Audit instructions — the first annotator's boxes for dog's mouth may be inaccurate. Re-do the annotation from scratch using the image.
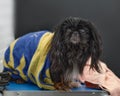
[70,37,80,44]
[70,32,80,44]
[70,36,89,50]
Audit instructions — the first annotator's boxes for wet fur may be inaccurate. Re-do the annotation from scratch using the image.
[49,17,102,90]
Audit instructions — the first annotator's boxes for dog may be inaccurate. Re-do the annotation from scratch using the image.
[49,17,102,90]
[2,17,102,91]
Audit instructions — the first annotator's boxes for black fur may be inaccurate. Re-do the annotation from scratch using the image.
[49,17,102,88]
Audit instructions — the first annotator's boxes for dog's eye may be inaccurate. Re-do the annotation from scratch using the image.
[79,29,85,33]
[79,28,89,34]
[67,29,72,32]
[84,28,89,32]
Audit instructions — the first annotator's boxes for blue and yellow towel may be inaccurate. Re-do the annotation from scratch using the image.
[3,31,55,90]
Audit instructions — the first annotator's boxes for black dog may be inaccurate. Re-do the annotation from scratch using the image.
[2,17,102,91]
[49,17,102,90]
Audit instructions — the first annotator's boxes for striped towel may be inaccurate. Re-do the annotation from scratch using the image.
[3,30,55,90]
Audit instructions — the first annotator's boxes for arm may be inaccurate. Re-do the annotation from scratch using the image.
[80,60,120,96]
[100,68,120,96]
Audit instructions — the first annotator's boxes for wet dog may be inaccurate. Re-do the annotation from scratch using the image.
[3,17,102,91]
[49,17,102,90]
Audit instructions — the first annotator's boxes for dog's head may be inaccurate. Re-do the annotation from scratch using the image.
[59,17,92,50]
[50,17,102,79]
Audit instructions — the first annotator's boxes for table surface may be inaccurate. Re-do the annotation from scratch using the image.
[6,82,102,91]
[3,82,109,96]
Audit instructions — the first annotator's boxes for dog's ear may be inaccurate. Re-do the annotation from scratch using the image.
[49,23,67,83]
[88,22,103,72]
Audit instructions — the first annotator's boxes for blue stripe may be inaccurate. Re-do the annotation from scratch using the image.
[4,47,10,64]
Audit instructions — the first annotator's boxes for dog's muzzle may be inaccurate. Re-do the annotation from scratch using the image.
[70,32,80,44]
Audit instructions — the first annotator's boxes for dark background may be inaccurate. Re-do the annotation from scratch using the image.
[15,0,120,77]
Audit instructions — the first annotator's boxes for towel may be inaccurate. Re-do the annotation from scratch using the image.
[3,30,55,90]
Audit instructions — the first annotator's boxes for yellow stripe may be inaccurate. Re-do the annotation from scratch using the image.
[28,32,55,90]
[9,39,18,68]
[16,55,27,81]
[46,69,51,78]
[44,78,54,85]
[45,69,54,84]
[3,59,9,68]
[36,32,54,89]
[3,59,18,75]
[3,39,18,69]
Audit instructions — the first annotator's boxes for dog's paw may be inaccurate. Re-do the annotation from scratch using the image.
[68,81,81,88]
[14,78,25,84]
[54,82,71,91]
